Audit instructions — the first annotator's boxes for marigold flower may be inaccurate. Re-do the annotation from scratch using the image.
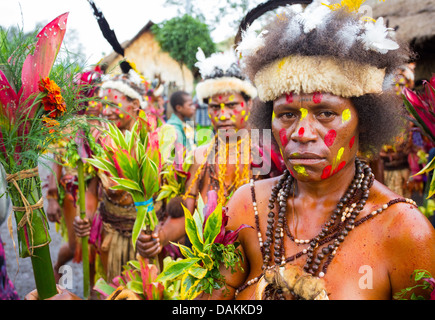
[39,77,66,118]
[41,116,60,134]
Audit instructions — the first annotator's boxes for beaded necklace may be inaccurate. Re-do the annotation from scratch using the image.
[237,158,417,300]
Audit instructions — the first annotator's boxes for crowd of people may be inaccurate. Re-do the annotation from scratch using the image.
[1,0,435,300]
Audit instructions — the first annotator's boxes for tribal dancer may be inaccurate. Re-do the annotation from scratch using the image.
[136,48,284,258]
[202,0,435,300]
[73,68,150,283]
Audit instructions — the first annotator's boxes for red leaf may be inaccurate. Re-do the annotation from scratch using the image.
[0,70,18,122]
[19,12,68,118]
[222,224,253,245]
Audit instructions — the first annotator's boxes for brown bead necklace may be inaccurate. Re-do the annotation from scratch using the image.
[236,158,417,299]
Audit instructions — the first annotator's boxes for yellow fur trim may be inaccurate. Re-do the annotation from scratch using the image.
[254,55,386,101]
[196,77,257,102]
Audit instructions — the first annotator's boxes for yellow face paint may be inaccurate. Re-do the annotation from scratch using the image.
[244,115,249,122]
[229,95,234,101]
[342,109,351,123]
[208,98,212,104]
[214,117,219,122]
[119,113,124,119]
[241,110,246,116]
[118,103,123,107]
[104,96,108,100]
[219,115,226,121]
[230,115,236,122]
[272,111,276,121]
[208,113,212,119]
[294,165,308,176]
[336,147,344,162]
[300,108,308,120]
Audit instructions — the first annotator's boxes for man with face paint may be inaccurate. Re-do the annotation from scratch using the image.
[136,48,264,259]
[73,70,148,284]
[196,1,435,300]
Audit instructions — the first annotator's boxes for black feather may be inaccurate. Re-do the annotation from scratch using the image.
[235,0,312,45]
[87,0,125,57]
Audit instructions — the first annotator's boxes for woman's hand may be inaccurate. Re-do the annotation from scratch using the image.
[25,285,82,300]
[73,216,91,238]
[46,198,62,223]
[136,225,162,258]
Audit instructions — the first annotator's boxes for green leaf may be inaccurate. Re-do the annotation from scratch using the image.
[172,242,196,259]
[156,258,200,283]
[180,273,202,300]
[414,155,435,176]
[110,177,143,193]
[182,204,204,251]
[203,203,222,245]
[126,280,144,294]
[94,278,116,296]
[188,266,207,279]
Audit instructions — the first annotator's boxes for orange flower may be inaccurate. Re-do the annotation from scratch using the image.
[39,77,66,118]
[42,116,60,133]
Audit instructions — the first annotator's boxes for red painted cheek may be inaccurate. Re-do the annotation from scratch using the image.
[279,128,288,146]
[241,102,244,108]
[349,136,355,149]
[324,129,337,147]
[332,161,346,175]
[116,121,121,128]
[233,109,240,115]
[298,127,305,137]
[286,93,293,103]
[313,92,323,104]
[321,165,332,179]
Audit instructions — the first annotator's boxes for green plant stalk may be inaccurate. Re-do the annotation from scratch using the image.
[77,160,90,299]
[8,173,57,299]
[133,196,160,273]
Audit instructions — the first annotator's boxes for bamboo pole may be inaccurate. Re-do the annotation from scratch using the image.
[77,160,90,299]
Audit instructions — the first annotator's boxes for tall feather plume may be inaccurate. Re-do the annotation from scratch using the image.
[87,0,132,74]
[235,0,312,45]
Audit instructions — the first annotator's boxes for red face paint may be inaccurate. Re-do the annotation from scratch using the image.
[218,96,222,100]
[286,93,293,103]
[298,127,305,137]
[349,136,355,149]
[321,165,332,179]
[324,129,337,147]
[233,109,240,115]
[279,128,288,146]
[313,92,323,104]
[332,161,346,176]
[241,101,245,107]
[114,95,118,99]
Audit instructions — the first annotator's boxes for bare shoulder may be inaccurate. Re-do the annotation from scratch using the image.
[368,181,435,273]
[225,176,282,229]
[371,181,435,243]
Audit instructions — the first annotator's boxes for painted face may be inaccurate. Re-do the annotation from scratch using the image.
[101,88,138,129]
[272,92,358,181]
[207,92,251,135]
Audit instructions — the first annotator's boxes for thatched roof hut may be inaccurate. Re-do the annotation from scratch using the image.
[372,0,435,83]
[100,21,194,93]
